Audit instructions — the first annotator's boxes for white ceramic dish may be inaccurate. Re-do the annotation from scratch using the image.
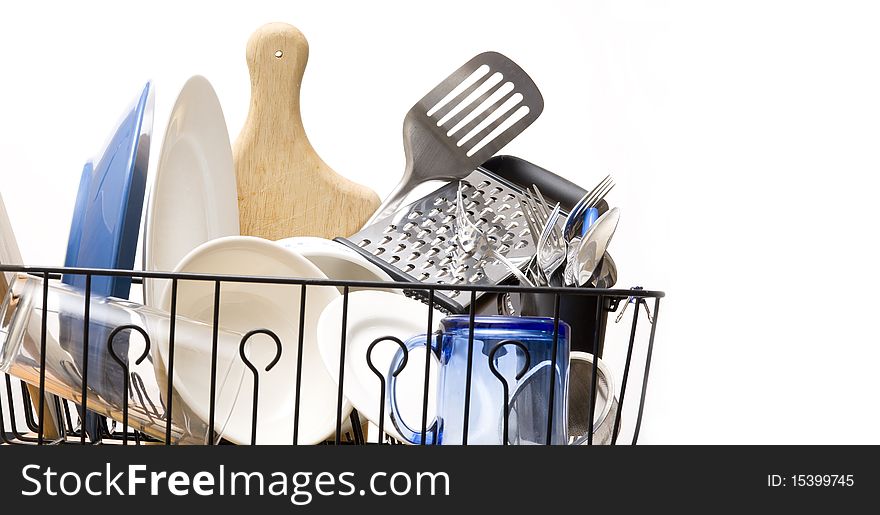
[159,236,344,444]
[275,237,393,293]
[317,290,443,443]
[143,75,239,308]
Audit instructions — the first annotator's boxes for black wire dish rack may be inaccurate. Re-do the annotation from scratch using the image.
[0,265,663,446]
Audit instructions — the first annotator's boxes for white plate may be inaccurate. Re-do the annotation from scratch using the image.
[275,237,394,293]
[317,290,443,443]
[160,236,344,444]
[143,75,239,308]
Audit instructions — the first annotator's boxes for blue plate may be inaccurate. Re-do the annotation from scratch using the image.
[63,82,153,298]
[61,82,153,441]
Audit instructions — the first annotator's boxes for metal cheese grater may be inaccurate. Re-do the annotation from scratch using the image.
[337,168,567,313]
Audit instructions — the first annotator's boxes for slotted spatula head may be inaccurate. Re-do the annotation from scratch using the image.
[368,52,544,224]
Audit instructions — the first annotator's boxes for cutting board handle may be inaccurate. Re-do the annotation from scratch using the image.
[245,22,309,135]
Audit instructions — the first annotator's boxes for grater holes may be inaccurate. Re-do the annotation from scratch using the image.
[373,247,386,256]
[470,189,486,200]
[433,196,447,206]
[417,229,431,239]
[477,180,491,189]
[514,240,529,250]
[403,264,416,273]
[388,255,401,263]
[407,252,421,261]
[380,235,393,245]
[408,211,423,220]
[383,225,397,234]
[358,239,371,247]
[403,222,417,231]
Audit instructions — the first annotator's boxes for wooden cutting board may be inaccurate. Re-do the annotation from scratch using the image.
[233,23,380,240]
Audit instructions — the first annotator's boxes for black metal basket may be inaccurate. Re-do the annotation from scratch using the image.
[0,265,663,446]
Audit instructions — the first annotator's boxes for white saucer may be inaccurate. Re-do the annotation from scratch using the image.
[316,290,443,443]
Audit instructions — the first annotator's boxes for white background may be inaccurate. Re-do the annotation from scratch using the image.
[1,0,878,443]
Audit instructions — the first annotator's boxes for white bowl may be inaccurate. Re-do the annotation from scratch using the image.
[159,236,345,444]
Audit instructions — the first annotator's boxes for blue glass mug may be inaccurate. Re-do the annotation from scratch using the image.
[388,316,570,445]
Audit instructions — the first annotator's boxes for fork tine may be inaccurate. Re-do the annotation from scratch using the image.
[519,195,541,246]
[580,175,612,211]
[565,176,606,238]
[526,190,548,232]
[532,185,551,221]
[588,181,615,209]
[533,185,565,241]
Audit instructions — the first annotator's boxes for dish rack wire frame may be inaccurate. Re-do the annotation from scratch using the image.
[0,264,664,446]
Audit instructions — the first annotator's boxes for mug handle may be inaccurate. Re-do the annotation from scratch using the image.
[387,332,441,445]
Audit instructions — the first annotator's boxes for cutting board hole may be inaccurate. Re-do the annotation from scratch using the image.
[274,50,284,58]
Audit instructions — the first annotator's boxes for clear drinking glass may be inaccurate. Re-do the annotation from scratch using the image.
[0,274,246,444]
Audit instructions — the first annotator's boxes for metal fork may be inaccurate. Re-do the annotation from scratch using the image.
[563,175,615,240]
[535,202,566,285]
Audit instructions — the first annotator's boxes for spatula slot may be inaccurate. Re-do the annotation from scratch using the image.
[446,81,515,137]
[466,105,530,157]
[458,94,524,148]
[436,72,504,127]
[426,64,491,117]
